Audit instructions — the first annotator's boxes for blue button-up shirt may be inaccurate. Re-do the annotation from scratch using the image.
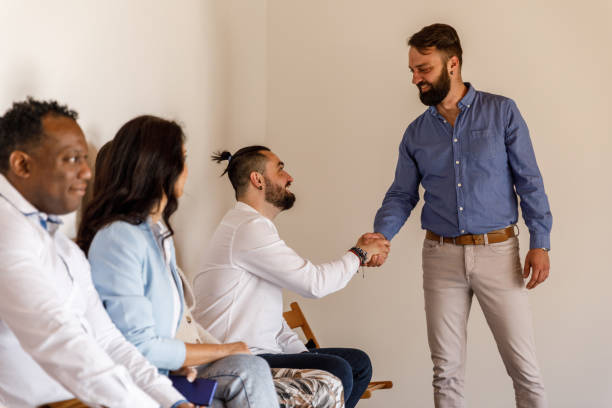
[374,83,552,249]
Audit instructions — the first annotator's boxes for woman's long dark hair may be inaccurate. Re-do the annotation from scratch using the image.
[77,115,185,254]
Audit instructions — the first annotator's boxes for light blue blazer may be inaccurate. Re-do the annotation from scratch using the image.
[88,220,186,374]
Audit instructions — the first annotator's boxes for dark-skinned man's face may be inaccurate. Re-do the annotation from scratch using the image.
[24,115,91,215]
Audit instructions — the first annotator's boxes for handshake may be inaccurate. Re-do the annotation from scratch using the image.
[354,233,391,267]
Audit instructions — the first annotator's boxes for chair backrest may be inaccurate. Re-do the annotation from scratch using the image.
[283,302,321,349]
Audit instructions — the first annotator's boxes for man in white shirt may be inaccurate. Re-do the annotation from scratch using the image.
[0,98,192,408]
[193,145,390,408]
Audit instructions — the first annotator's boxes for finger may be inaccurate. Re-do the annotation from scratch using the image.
[375,254,387,266]
[187,367,197,382]
[366,254,379,267]
[378,241,391,250]
[527,267,541,289]
[537,267,550,284]
[523,259,531,279]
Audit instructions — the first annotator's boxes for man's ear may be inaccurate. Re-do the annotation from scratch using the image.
[448,56,460,74]
[8,151,33,179]
[249,171,264,189]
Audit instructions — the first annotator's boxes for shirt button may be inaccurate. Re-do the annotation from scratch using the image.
[458,183,462,187]
[459,207,464,211]
[186,316,192,323]
[453,138,458,142]
[455,161,460,164]
[443,120,447,123]
[461,229,465,233]
[467,104,471,108]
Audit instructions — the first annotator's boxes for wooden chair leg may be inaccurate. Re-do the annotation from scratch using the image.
[361,380,394,399]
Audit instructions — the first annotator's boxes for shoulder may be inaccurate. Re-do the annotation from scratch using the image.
[232,212,279,249]
[402,110,432,144]
[235,213,277,239]
[474,90,516,110]
[0,199,44,253]
[89,220,149,255]
[405,110,430,132]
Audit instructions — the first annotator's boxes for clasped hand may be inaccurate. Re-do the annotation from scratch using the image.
[355,232,390,267]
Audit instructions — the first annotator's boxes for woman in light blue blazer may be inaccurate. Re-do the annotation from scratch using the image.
[77,116,278,408]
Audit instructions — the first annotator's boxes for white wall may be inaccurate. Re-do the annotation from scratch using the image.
[0,0,268,274]
[267,1,612,407]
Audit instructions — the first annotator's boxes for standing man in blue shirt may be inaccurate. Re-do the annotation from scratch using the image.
[371,24,551,407]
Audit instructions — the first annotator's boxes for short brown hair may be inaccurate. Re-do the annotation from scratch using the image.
[408,23,463,66]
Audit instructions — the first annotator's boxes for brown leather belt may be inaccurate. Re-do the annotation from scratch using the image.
[425,226,516,245]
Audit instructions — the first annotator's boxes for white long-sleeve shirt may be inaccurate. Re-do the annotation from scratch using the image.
[193,202,359,355]
[0,174,185,408]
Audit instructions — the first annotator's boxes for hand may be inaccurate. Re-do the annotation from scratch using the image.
[367,253,387,267]
[228,341,252,355]
[356,233,390,266]
[523,249,550,289]
[177,403,198,408]
[171,366,198,382]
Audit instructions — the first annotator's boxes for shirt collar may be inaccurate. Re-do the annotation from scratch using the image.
[235,201,260,214]
[0,173,63,233]
[427,82,476,117]
[0,173,39,215]
[458,82,476,109]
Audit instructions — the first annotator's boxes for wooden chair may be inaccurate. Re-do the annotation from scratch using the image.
[39,400,89,408]
[283,301,393,399]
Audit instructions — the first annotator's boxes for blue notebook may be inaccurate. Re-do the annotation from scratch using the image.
[169,375,218,406]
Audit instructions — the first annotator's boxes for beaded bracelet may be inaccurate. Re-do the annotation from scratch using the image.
[349,246,368,266]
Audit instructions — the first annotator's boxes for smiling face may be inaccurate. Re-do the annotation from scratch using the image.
[24,115,92,214]
[261,150,295,211]
[409,46,452,106]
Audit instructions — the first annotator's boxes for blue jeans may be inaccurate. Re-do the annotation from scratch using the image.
[194,354,278,408]
[260,348,372,408]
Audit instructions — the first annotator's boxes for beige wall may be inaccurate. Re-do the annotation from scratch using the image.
[2,1,611,407]
[268,1,612,407]
[0,0,268,273]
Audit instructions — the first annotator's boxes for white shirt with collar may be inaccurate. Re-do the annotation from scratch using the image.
[0,174,185,408]
[193,201,360,355]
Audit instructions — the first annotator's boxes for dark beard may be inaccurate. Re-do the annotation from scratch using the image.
[264,176,296,210]
[418,68,451,106]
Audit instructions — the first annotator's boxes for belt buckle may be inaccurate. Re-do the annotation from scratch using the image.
[473,234,485,245]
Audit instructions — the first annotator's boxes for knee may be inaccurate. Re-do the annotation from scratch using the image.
[229,354,272,378]
[324,357,353,390]
[351,349,373,378]
[431,356,464,386]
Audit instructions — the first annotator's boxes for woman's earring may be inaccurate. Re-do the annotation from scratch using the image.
[258,186,263,190]
[450,71,454,75]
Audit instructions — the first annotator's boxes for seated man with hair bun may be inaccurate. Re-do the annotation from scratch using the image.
[193,145,391,408]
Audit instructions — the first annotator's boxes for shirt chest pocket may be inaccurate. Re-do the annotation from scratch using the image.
[464,129,496,160]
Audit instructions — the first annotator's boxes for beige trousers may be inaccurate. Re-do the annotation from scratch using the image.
[422,237,547,408]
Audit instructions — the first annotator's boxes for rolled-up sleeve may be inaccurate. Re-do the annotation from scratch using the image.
[89,225,186,371]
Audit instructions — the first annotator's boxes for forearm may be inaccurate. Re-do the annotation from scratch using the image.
[183,342,248,367]
[374,137,420,239]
